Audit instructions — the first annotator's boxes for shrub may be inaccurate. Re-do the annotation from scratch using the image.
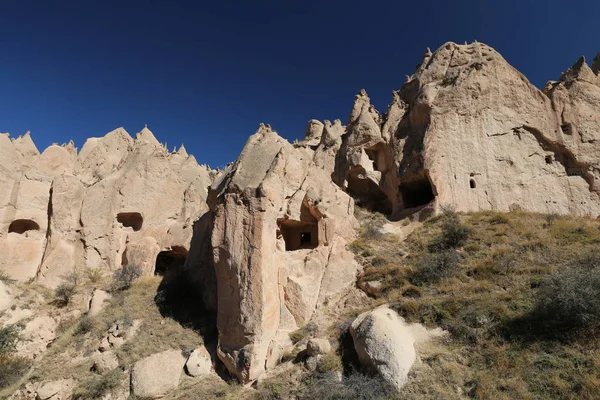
[0,355,31,389]
[54,271,80,307]
[299,371,396,400]
[74,316,95,336]
[0,325,20,355]
[289,322,319,344]
[535,254,600,328]
[72,369,123,399]
[428,211,471,252]
[85,267,104,283]
[361,214,387,240]
[112,264,143,291]
[412,250,461,284]
[316,353,343,373]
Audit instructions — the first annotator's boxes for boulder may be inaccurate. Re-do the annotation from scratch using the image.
[185,346,212,377]
[92,351,119,373]
[350,305,416,390]
[35,379,75,400]
[131,349,186,399]
[306,338,331,356]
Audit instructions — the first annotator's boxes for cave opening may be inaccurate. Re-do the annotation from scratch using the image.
[365,147,387,173]
[154,247,188,276]
[278,219,319,251]
[8,219,40,234]
[347,174,393,215]
[470,179,476,189]
[117,212,143,231]
[399,177,435,209]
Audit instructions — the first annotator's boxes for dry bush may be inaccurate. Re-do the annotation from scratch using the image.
[72,369,124,399]
[534,252,600,328]
[112,264,142,291]
[0,355,31,390]
[411,250,461,284]
[53,271,80,307]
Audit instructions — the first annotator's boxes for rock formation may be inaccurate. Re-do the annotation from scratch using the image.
[207,123,359,382]
[1,41,599,389]
[0,127,214,286]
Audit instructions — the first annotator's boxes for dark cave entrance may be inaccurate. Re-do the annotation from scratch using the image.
[399,176,435,209]
[347,174,393,215]
[8,219,40,234]
[117,212,143,231]
[278,219,319,251]
[154,246,188,276]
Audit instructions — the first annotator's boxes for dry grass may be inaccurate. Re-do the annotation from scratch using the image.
[350,209,600,399]
[30,276,204,385]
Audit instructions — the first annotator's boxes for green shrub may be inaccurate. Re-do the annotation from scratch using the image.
[412,250,461,284]
[0,355,31,389]
[360,214,387,240]
[113,264,143,291]
[535,253,600,328]
[0,325,20,355]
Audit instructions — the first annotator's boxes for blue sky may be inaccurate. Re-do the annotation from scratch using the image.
[1,0,598,168]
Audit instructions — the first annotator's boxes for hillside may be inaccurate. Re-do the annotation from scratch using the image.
[3,209,600,399]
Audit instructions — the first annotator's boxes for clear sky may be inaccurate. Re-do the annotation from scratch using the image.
[1,1,598,168]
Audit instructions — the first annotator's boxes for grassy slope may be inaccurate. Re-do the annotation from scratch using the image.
[352,210,600,400]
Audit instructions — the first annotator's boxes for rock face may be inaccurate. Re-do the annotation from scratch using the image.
[207,123,359,383]
[131,349,186,399]
[0,127,214,285]
[335,42,600,217]
[350,305,416,390]
[2,41,600,387]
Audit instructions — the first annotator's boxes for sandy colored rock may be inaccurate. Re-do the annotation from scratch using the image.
[19,316,58,359]
[306,338,331,356]
[35,379,75,400]
[185,346,212,377]
[92,351,119,373]
[350,305,416,390]
[0,280,13,312]
[209,123,358,383]
[131,349,186,399]
[88,289,111,317]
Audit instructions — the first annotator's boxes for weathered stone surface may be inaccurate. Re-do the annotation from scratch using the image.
[131,349,186,399]
[209,123,359,383]
[306,338,331,356]
[18,316,58,359]
[0,127,214,286]
[185,346,212,377]
[0,280,13,312]
[92,350,119,373]
[350,305,416,390]
[35,378,75,400]
[88,289,111,317]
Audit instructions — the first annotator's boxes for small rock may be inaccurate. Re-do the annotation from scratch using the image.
[131,349,186,399]
[358,280,383,297]
[88,289,111,317]
[35,379,75,400]
[185,346,211,377]
[92,351,119,373]
[306,338,331,356]
[305,355,320,372]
